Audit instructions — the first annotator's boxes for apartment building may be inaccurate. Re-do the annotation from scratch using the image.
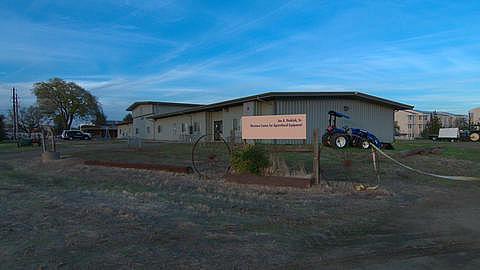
[435,112,467,128]
[395,110,468,139]
[470,107,480,124]
[395,110,430,139]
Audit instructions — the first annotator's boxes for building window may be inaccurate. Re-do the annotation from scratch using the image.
[135,128,139,134]
[408,115,414,120]
[157,125,162,133]
[173,123,177,135]
[181,123,186,133]
[233,118,239,131]
[408,124,413,129]
[193,122,200,133]
[146,126,150,134]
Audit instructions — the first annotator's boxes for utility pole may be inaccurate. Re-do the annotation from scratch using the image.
[11,87,21,140]
[12,87,16,140]
[15,91,20,137]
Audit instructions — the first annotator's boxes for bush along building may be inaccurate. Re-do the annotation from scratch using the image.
[123,92,412,144]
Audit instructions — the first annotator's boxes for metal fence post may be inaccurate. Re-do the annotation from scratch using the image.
[313,128,320,185]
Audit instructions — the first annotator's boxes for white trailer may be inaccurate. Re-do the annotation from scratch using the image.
[437,128,460,142]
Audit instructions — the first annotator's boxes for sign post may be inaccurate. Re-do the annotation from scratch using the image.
[241,114,321,185]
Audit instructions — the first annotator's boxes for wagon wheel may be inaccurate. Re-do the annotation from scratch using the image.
[192,134,231,179]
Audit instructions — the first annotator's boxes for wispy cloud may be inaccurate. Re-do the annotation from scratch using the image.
[1,0,479,119]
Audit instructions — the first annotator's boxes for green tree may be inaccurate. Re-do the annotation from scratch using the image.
[421,114,442,138]
[33,78,102,130]
[454,117,468,130]
[0,115,6,142]
[122,113,133,122]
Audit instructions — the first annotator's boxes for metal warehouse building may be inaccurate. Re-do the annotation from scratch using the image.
[126,92,412,144]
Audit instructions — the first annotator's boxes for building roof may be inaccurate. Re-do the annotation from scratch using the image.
[401,109,425,115]
[438,112,467,118]
[416,110,467,118]
[116,120,133,126]
[80,120,123,129]
[469,107,480,112]
[149,91,413,120]
[126,101,203,111]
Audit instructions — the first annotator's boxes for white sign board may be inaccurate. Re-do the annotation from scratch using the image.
[241,114,307,140]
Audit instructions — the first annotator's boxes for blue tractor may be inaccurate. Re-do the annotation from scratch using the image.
[322,111,383,149]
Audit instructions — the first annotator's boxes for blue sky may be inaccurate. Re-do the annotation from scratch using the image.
[0,0,479,120]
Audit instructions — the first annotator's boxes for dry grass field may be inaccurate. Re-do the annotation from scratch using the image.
[1,140,480,269]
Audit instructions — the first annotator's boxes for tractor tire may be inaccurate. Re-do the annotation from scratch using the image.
[361,139,371,149]
[322,134,331,146]
[470,132,480,142]
[331,134,349,149]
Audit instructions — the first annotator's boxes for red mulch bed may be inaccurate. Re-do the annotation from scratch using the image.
[83,160,192,174]
[225,174,312,188]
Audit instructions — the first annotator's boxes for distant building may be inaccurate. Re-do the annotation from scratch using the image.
[395,110,468,139]
[434,112,467,128]
[469,107,480,124]
[116,121,133,139]
[80,120,121,139]
[126,92,412,144]
[394,110,430,139]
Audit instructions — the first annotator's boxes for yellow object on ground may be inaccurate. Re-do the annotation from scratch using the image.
[354,184,378,191]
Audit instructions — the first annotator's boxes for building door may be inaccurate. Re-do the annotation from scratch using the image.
[214,120,223,141]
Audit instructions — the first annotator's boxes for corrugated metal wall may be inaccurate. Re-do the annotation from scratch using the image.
[275,97,395,144]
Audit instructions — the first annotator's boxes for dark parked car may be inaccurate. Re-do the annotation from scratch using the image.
[61,130,92,140]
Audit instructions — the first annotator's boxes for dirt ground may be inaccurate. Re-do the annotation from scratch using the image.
[1,140,480,269]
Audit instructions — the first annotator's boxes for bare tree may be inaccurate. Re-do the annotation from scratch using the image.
[0,115,6,142]
[18,105,43,134]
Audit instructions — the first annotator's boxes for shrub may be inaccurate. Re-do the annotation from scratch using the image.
[231,144,270,175]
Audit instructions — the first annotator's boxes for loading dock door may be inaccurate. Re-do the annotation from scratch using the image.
[214,121,223,141]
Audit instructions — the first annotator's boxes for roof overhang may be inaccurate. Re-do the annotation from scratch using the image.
[126,101,203,111]
[148,91,414,120]
[116,121,133,126]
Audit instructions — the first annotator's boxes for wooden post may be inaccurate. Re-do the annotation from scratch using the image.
[313,128,320,185]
